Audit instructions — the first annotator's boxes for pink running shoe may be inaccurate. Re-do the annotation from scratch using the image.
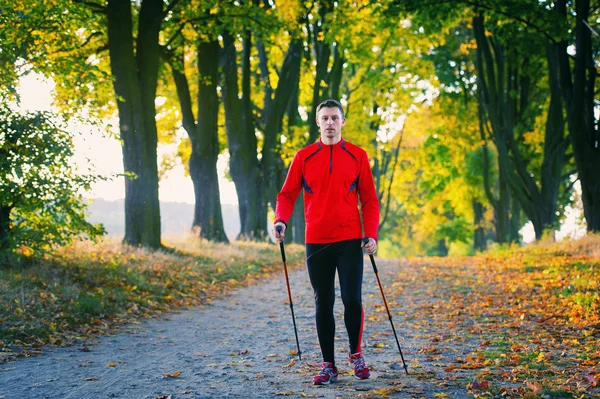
[349,352,371,380]
[313,362,339,385]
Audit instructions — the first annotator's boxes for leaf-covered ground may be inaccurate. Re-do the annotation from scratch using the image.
[0,236,598,398]
[0,238,305,352]
[384,237,599,398]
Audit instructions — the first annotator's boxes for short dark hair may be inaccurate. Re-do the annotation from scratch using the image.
[316,99,344,119]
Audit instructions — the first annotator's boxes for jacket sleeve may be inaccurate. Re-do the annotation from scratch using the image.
[358,151,380,241]
[275,153,303,224]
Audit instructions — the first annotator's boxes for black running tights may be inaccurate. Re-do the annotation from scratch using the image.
[306,239,364,365]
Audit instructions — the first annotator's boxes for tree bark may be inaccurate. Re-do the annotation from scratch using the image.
[259,37,303,228]
[307,4,332,143]
[221,31,265,240]
[473,200,486,252]
[555,0,600,232]
[107,0,162,248]
[328,44,344,101]
[473,13,568,242]
[474,15,510,244]
[539,43,568,237]
[0,205,11,251]
[165,40,228,243]
[286,76,306,244]
[191,40,228,242]
[509,195,521,243]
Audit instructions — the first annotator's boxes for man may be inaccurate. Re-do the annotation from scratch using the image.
[273,99,379,385]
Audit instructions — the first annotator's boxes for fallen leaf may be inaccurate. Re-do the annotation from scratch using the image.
[107,363,117,367]
[153,396,172,399]
[468,380,489,390]
[84,377,97,381]
[586,374,597,387]
[162,371,181,378]
[526,381,541,393]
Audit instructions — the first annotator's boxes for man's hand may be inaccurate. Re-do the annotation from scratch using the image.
[273,222,286,242]
[361,237,377,255]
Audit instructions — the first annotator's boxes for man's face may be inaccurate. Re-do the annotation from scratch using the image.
[316,106,345,140]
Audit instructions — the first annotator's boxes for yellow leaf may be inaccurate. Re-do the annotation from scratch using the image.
[434,394,449,398]
[107,363,116,367]
[162,370,181,378]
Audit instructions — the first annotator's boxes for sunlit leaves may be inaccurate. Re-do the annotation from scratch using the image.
[0,105,106,255]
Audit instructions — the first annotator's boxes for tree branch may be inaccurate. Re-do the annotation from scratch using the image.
[73,0,107,13]
[565,177,579,193]
[163,0,183,17]
[388,0,559,43]
[561,169,578,180]
[379,126,404,230]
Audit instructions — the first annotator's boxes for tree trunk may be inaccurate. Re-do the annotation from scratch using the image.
[473,14,564,243]
[307,31,331,142]
[221,31,265,240]
[556,0,600,232]
[328,44,344,101]
[189,40,228,242]
[473,200,486,252]
[260,37,303,228]
[286,77,305,244]
[165,39,228,242]
[107,0,162,248]
[474,15,510,244]
[0,205,11,251]
[539,43,568,237]
[509,195,521,243]
[436,238,448,256]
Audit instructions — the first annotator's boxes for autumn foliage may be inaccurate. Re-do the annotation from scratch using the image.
[1,235,599,398]
[388,235,599,398]
[0,237,304,353]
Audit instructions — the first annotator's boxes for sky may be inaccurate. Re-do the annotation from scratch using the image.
[18,73,239,205]
[17,73,587,242]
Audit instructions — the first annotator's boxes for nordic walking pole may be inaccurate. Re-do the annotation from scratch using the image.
[363,238,408,375]
[276,225,302,360]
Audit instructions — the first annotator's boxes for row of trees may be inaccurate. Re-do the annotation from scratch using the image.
[1,0,598,256]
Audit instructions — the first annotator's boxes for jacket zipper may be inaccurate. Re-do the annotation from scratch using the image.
[329,146,333,173]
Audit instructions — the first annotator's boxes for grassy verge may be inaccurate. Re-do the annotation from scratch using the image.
[0,236,304,356]
[398,234,600,398]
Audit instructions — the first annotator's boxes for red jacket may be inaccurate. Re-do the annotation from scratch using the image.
[275,138,380,244]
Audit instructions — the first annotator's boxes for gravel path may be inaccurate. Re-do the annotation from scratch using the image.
[0,257,468,399]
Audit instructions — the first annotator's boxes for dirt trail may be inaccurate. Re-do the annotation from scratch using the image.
[0,258,467,399]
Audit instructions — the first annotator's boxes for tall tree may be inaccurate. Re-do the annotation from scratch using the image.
[221,30,264,240]
[163,34,229,242]
[105,0,165,248]
[555,0,600,233]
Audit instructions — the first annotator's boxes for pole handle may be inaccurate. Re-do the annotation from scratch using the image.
[362,238,378,273]
[276,225,286,263]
